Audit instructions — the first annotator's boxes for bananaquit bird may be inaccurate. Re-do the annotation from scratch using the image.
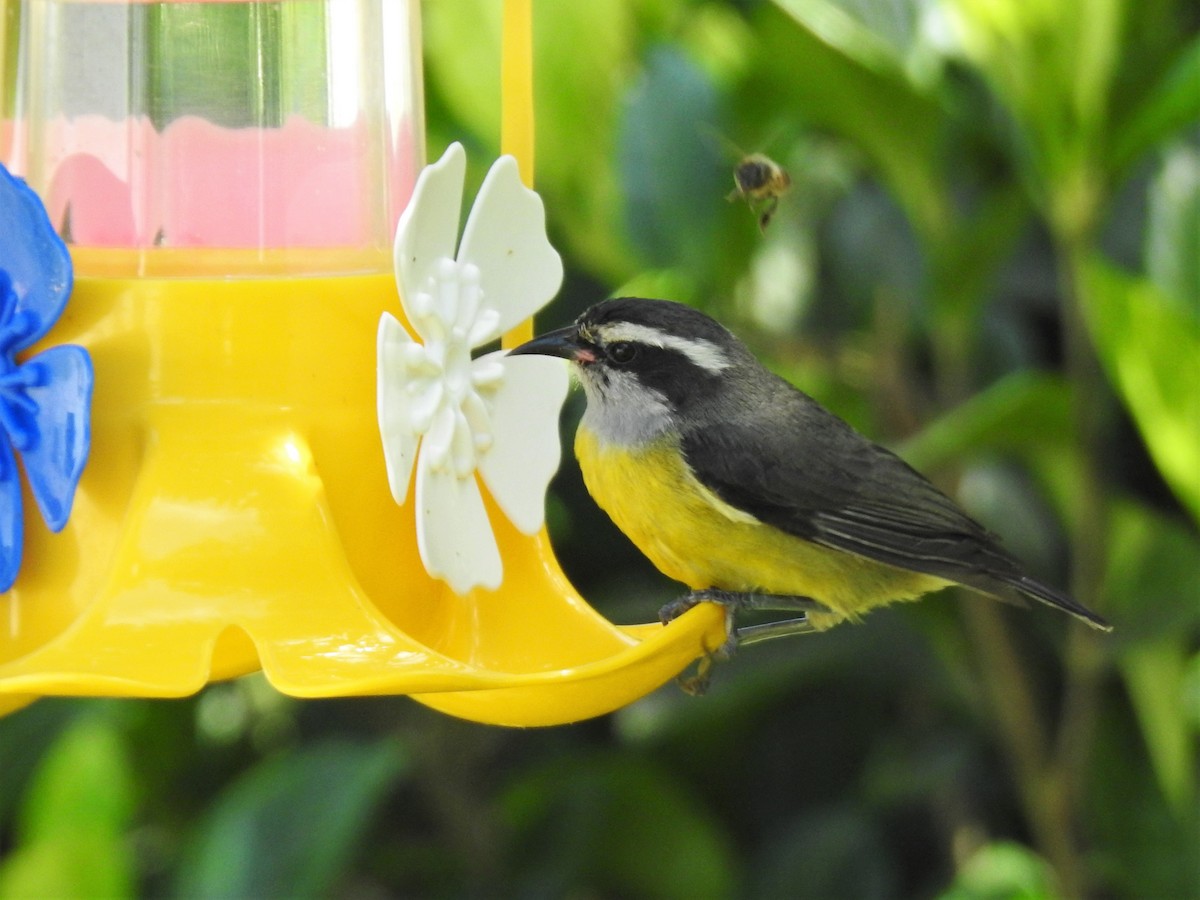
[510,298,1110,662]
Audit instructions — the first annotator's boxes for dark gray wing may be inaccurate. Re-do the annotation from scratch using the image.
[681,390,1109,629]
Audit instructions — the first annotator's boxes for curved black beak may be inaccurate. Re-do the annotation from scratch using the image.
[507,324,589,361]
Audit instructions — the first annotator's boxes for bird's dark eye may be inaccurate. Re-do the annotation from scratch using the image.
[607,341,638,364]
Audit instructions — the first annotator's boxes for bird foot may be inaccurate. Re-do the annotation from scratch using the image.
[659,589,829,624]
[676,638,737,696]
[662,590,831,694]
[659,588,735,624]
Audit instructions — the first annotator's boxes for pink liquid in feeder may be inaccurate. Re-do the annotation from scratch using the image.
[43,114,416,250]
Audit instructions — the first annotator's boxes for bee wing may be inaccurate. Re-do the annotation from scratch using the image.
[697,123,748,161]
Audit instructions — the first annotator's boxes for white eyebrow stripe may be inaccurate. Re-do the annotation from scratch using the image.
[598,322,732,373]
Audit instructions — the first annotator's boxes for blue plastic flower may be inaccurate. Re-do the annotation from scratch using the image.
[0,164,93,592]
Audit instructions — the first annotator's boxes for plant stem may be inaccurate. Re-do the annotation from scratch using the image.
[1047,235,1113,895]
[961,601,1084,894]
[962,231,1111,899]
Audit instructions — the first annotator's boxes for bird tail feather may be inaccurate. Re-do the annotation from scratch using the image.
[1003,574,1112,631]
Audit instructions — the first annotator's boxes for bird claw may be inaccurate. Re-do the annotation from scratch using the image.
[658,594,698,624]
[660,588,828,624]
[662,591,738,693]
[676,634,739,696]
[662,589,828,694]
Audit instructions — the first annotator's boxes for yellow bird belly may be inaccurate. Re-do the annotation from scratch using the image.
[575,427,948,628]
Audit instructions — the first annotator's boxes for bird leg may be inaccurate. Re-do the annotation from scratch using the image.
[732,616,818,646]
[659,588,829,624]
[662,590,829,695]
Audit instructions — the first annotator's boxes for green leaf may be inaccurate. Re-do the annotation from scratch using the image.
[897,371,1073,472]
[1078,257,1200,523]
[771,0,913,75]
[1089,682,1200,897]
[1185,652,1200,731]
[0,699,82,828]
[1119,640,1197,815]
[938,841,1058,900]
[535,0,641,279]
[174,739,407,900]
[895,372,1090,529]
[1103,501,1200,636]
[422,1,502,150]
[1113,32,1200,170]
[1104,500,1200,813]
[944,0,1127,234]
[18,714,135,843]
[0,837,133,900]
[0,712,136,900]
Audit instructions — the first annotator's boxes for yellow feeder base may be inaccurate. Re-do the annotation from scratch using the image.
[0,250,726,727]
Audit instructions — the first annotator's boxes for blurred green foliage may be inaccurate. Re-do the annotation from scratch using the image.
[2,0,1198,897]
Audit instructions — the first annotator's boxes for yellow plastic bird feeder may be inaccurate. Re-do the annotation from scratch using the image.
[0,0,725,726]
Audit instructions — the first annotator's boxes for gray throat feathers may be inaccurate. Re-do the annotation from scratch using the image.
[579,369,675,448]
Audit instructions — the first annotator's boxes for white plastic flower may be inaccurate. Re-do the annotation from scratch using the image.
[377,143,569,594]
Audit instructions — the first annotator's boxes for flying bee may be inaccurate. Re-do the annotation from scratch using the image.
[728,153,791,232]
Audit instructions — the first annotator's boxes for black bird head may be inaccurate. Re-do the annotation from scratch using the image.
[509,298,756,418]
